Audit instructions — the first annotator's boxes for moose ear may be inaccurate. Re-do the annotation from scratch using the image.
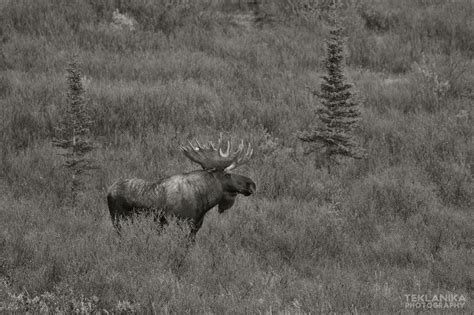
[218,193,236,213]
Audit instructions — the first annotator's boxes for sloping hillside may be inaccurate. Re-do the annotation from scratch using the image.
[0,0,472,313]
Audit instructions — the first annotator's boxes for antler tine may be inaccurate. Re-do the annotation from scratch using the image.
[231,140,244,162]
[195,139,205,150]
[246,148,253,162]
[219,140,231,157]
[243,143,253,161]
[235,139,244,155]
[237,143,252,164]
[187,140,196,150]
[217,133,223,149]
[208,141,216,150]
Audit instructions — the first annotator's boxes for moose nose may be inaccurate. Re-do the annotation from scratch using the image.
[248,182,256,194]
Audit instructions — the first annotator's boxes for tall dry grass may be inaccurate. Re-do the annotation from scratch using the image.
[0,0,472,313]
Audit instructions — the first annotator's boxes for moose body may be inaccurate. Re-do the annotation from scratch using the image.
[107,135,255,235]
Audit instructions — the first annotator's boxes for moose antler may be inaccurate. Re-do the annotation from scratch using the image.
[180,134,253,171]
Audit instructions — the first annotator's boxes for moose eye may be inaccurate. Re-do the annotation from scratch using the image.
[224,173,231,178]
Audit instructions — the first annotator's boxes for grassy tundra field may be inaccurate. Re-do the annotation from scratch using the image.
[0,0,473,313]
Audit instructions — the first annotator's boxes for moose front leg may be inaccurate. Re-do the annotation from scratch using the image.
[189,216,205,241]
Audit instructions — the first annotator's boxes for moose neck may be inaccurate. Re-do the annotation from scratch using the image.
[161,170,225,218]
[193,170,225,209]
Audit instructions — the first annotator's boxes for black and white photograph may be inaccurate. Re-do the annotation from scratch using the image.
[0,0,472,313]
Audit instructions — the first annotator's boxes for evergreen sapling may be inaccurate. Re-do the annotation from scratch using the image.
[53,60,95,206]
[299,17,364,171]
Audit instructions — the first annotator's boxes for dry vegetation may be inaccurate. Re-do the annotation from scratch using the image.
[0,0,473,313]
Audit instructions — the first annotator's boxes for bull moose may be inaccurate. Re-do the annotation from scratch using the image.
[107,135,255,235]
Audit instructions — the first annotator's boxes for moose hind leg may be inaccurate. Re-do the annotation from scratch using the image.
[107,195,130,232]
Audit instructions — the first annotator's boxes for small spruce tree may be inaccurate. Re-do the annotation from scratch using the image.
[53,59,95,206]
[298,15,364,172]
